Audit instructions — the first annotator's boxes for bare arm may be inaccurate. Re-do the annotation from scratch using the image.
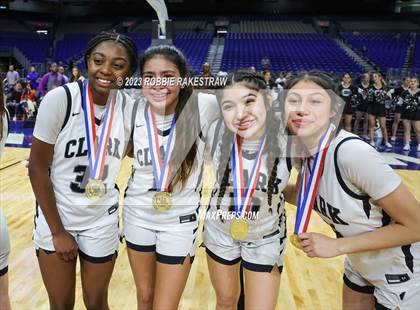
[299,182,420,258]
[28,137,77,261]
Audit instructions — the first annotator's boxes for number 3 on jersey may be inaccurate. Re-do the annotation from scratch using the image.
[70,165,109,194]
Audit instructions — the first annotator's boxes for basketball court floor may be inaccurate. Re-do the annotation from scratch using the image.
[1,123,419,309]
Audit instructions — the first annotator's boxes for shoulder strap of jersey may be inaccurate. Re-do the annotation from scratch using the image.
[60,80,82,131]
[5,108,10,135]
[61,84,72,131]
[333,136,370,200]
[130,98,140,138]
[210,118,223,158]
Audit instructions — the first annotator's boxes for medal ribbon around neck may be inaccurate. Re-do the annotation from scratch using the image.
[82,80,117,181]
[231,133,266,219]
[144,104,176,192]
[293,124,335,235]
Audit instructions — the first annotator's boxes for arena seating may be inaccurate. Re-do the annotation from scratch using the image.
[174,32,212,73]
[220,33,363,73]
[412,36,420,71]
[342,32,409,71]
[0,32,51,63]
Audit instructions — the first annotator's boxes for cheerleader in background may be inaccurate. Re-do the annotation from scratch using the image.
[390,77,409,143]
[400,77,420,152]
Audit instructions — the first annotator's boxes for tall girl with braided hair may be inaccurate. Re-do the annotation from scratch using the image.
[28,31,138,309]
[202,70,297,309]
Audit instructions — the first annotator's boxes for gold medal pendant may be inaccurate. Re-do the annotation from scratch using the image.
[289,234,303,250]
[85,179,106,201]
[230,218,249,241]
[153,192,172,212]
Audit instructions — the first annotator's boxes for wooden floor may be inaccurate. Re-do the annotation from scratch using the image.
[1,147,419,310]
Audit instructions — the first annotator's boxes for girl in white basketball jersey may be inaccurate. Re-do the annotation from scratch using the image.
[202,71,297,309]
[123,45,219,309]
[284,71,420,310]
[0,79,11,310]
[28,32,138,310]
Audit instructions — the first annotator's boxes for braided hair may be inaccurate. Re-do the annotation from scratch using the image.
[84,31,138,76]
[216,70,283,211]
[139,45,200,191]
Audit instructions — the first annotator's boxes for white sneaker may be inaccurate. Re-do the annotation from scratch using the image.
[403,144,410,151]
[385,142,392,148]
[390,136,396,142]
[370,141,375,147]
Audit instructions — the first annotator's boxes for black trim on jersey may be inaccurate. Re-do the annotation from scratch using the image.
[0,266,8,277]
[130,98,140,138]
[35,248,55,256]
[374,298,391,310]
[401,245,414,273]
[206,248,241,265]
[4,108,10,136]
[262,229,280,239]
[79,249,117,264]
[381,211,391,227]
[210,119,223,158]
[156,252,195,265]
[343,274,374,294]
[286,156,292,173]
[334,137,371,200]
[242,260,283,273]
[61,84,72,131]
[399,292,406,301]
[126,240,156,252]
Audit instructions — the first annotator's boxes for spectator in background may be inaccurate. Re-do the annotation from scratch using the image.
[6,82,23,120]
[69,67,85,83]
[5,65,19,91]
[58,66,69,84]
[26,65,40,90]
[262,69,275,89]
[20,83,37,119]
[198,62,215,89]
[38,62,65,97]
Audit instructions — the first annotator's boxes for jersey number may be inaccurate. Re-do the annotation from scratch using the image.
[70,165,109,193]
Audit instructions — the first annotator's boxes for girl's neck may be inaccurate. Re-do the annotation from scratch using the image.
[343,82,351,88]
[301,124,331,153]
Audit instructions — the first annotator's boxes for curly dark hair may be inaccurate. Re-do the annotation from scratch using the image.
[216,70,282,210]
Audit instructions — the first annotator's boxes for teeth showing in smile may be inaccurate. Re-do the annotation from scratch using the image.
[98,78,112,84]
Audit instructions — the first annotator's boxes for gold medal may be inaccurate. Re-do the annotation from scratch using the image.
[230,218,249,241]
[153,192,172,212]
[290,234,302,250]
[85,179,106,201]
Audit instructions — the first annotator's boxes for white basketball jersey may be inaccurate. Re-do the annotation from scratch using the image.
[312,130,419,287]
[124,92,219,231]
[0,109,9,158]
[206,121,291,241]
[36,82,133,230]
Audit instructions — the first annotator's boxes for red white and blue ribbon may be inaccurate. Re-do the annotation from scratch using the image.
[231,134,266,219]
[144,104,176,192]
[82,80,117,180]
[294,124,335,234]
